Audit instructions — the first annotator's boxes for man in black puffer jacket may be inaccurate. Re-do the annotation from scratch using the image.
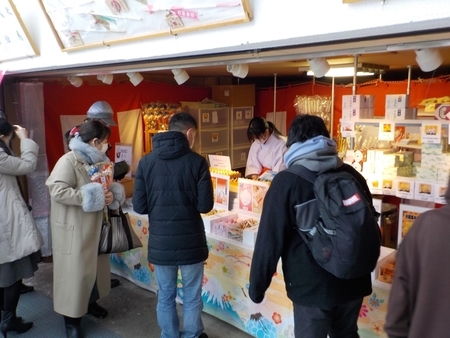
[249,114,374,338]
[133,112,213,338]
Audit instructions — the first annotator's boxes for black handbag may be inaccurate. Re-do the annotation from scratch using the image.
[99,206,143,254]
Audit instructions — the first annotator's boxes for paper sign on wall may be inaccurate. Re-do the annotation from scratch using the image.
[378,122,395,141]
[421,123,441,144]
[115,143,133,178]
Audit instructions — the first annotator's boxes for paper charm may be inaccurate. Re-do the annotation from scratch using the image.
[105,0,129,15]
[165,11,184,29]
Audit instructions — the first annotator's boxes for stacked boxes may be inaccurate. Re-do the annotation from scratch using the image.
[342,95,375,120]
[385,94,416,120]
[417,143,450,183]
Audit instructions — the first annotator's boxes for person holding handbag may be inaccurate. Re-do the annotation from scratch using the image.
[0,119,43,338]
[46,120,125,338]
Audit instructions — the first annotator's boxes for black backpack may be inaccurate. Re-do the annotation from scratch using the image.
[287,164,381,279]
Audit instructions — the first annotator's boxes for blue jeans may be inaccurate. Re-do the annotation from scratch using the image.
[154,262,205,338]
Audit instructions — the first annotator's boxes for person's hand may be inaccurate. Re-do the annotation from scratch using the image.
[13,125,28,140]
[104,191,114,205]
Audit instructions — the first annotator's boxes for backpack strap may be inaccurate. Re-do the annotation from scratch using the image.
[286,165,317,184]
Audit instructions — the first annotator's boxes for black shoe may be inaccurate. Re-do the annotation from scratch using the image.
[110,279,120,288]
[87,302,108,319]
[0,311,33,338]
[20,283,34,294]
[199,333,208,338]
[65,323,84,338]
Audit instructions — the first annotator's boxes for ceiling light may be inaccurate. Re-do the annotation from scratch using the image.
[226,64,249,78]
[307,58,330,78]
[171,68,189,85]
[97,74,114,85]
[67,76,83,87]
[415,48,443,72]
[126,72,144,86]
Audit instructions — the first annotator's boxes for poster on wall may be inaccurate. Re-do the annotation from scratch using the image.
[38,0,252,51]
[397,204,431,245]
[0,0,39,61]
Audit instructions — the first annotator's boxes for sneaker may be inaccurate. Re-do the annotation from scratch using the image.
[87,302,108,319]
[110,279,120,288]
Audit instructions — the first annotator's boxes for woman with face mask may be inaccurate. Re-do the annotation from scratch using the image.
[245,116,287,179]
[46,120,125,338]
[0,119,42,338]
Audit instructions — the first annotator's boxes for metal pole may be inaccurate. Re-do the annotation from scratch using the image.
[273,73,277,114]
[331,76,335,138]
[406,66,412,95]
[352,55,358,95]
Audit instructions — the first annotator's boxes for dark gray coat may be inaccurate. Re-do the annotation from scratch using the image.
[385,178,450,338]
[132,131,213,265]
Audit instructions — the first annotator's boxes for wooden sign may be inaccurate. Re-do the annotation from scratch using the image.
[38,0,252,51]
[0,0,38,61]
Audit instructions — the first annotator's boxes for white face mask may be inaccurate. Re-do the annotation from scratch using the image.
[100,142,109,154]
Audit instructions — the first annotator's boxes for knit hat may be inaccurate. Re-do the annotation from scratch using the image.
[86,101,117,126]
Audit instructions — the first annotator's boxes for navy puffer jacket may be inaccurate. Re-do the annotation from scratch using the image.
[132,131,213,265]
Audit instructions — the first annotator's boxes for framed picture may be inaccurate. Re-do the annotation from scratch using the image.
[397,204,431,246]
[38,0,252,51]
[0,0,38,61]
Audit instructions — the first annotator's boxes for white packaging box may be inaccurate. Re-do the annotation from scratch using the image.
[374,149,395,163]
[385,94,410,108]
[366,107,375,118]
[381,154,396,167]
[365,95,375,108]
[437,169,450,184]
[342,108,366,120]
[362,161,375,175]
[421,154,450,169]
[415,166,438,182]
[422,143,444,155]
[342,95,366,109]
[381,166,413,177]
[226,213,260,247]
[385,108,415,120]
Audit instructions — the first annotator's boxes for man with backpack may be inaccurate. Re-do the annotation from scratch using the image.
[249,114,380,338]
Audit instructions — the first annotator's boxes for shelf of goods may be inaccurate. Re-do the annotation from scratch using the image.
[184,106,230,160]
[230,106,253,169]
[340,118,450,203]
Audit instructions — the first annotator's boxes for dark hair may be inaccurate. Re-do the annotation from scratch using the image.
[66,120,111,149]
[169,112,197,132]
[0,118,15,156]
[286,114,330,147]
[247,116,282,142]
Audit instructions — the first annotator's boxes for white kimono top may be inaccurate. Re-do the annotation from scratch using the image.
[245,133,287,177]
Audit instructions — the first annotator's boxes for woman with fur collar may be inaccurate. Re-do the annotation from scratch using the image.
[46,120,125,338]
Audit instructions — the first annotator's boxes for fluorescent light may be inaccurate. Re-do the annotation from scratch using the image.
[307,67,374,77]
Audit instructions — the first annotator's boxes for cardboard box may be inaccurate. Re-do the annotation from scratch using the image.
[212,84,255,107]
[385,108,416,120]
[342,95,367,109]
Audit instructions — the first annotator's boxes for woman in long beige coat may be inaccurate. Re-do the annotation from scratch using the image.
[46,120,124,338]
[0,119,43,338]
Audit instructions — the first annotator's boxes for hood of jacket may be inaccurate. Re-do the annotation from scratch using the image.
[284,135,343,173]
[152,131,191,160]
[69,137,109,165]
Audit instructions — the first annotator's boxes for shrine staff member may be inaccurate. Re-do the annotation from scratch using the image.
[245,117,287,179]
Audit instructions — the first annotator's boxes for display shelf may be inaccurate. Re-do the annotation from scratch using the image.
[391,142,422,150]
[341,118,449,126]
